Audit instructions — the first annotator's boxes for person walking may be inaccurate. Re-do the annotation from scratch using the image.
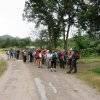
[41,49,46,64]
[16,50,20,60]
[35,49,39,65]
[23,50,27,63]
[38,50,42,68]
[50,51,57,72]
[67,50,72,69]
[6,50,10,60]
[10,50,13,59]
[46,50,52,69]
[13,50,17,61]
[61,50,67,69]
[67,48,77,73]
[28,49,33,62]
[58,52,62,68]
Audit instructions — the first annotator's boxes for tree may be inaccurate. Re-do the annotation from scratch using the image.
[77,0,100,38]
[56,0,80,49]
[23,0,81,50]
[23,0,61,49]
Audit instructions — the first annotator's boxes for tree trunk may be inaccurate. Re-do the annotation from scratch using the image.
[51,27,56,49]
[65,23,70,50]
[52,31,55,49]
[48,25,52,50]
[62,23,66,50]
[40,38,43,49]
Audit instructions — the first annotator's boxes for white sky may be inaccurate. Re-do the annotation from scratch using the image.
[0,0,78,39]
[0,0,35,38]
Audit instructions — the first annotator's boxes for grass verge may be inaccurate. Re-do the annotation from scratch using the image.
[0,59,7,76]
[57,57,100,92]
[75,64,100,92]
[78,56,100,63]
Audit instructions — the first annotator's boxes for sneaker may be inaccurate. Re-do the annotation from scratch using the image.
[53,68,56,72]
[67,71,71,74]
[50,68,53,72]
[38,65,40,68]
[73,71,77,73]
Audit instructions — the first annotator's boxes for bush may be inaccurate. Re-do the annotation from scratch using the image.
[80,47,97,57]
[96,44,100,55]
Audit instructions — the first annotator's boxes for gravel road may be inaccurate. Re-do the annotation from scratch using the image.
[0,55,100,100]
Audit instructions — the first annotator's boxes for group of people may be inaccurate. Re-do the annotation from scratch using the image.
[6,48,80,73]
[6,49,20,60]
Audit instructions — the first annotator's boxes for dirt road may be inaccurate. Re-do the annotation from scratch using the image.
[0,56,100,100]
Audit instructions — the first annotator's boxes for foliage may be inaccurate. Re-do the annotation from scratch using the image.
[77,0,100,37]
[73,35,90,50]
[96,44,100,55]
[23,0,100,51]
[23,0,60,49]
[23,0,82,49]
[0,59,7,76]
[0,37,32,49]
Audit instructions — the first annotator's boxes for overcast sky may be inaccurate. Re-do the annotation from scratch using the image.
[0,0,78,39]
[0,0,35,38]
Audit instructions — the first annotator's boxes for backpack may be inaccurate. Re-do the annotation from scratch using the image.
[36,51,39,59]
[74,51,80,60]
[58,52,62,59]
[52,53,57,60]
[39,53,42,58]
[29,51,33,56]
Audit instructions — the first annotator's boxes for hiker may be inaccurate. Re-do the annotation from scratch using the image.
[58,52,62,68]
[46,50,52,69]
[16,49,20,60]
[35,50,42,68]
[41,49,46,64]
[32,49,36,63]
[61,50,66,69]
[38,50,42,68]
[67,48,79,73]
[35,49,39,65]
[10,50,13,58]
[23,50,27,62]
[50,50,57,72]
[28,49,33,62]
[67,50,72,68]
[13,50,17,61]
[6,50,10,60]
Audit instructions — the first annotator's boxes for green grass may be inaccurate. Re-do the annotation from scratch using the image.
[90,67,100,75]
[0,59,7,76]
[57,56,100,92]
[76,65,100,92]
[78,56,100,63]
[0,49,6,55]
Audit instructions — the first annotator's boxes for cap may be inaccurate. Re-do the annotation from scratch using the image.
[70,48,73,51]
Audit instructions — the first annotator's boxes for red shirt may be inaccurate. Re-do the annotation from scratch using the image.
[41,50,46,55]
[61,51,64,57]
[36,51,39,58]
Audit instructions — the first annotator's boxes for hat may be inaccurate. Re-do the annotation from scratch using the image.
[70,48,73,51]
[47,50,49,52]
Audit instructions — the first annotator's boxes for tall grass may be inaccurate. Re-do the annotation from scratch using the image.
[76,65,100,92]
[0,59,7,76]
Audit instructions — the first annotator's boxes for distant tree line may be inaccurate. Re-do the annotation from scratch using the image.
[0,37,33,48]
